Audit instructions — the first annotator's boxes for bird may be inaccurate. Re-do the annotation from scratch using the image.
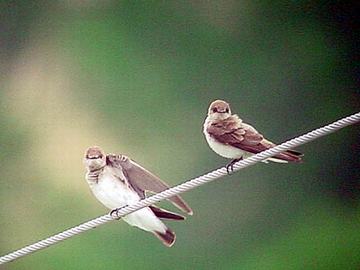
[83,146,193,247]
[203,99,303,173]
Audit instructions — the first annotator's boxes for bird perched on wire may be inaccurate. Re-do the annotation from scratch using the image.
[84,146,192,247]
[203,100,303,173]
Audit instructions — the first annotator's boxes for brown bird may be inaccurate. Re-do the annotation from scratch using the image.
[84,146,192,247]
[203,100,303,172]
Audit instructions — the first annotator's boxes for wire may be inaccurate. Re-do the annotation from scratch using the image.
[0,112,359,265]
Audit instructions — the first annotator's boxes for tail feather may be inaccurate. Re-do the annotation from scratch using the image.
[273,150,303,163]
[168,196,193,215]
[286,149,303,156]
[154,229,176,247]
[149,206,185,221]
[269,150,304,162]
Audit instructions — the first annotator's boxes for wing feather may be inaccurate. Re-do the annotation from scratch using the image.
[107,154,193,215]
[207,116,264,152]
[207,117,302,162]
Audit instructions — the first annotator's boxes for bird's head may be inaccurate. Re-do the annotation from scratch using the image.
[207,100,232,120]
[84,146,106,171]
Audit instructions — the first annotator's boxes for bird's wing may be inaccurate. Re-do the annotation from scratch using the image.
[207,116,272,154]
[107,154,193,215]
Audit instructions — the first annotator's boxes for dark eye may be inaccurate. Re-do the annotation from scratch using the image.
[212,107,218,113]
[225,108,229,113]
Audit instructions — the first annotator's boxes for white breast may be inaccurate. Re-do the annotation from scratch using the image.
[89,167,139,210]
[87,166,167,233]
[205,132,247,159]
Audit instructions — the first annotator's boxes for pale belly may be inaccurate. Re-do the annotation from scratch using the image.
[89,174,166,233]
[204,132,249,159]
[203,122,287,163]
[90,174,138,209]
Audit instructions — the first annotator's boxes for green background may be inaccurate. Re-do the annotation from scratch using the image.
[1,2,359,269]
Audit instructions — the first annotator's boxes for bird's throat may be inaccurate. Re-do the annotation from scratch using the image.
[87,166,105,183]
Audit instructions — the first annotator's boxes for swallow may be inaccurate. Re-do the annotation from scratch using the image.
[203,100,303,173]
[84,146,192,247]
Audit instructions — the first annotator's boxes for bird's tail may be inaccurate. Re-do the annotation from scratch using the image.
[154,228,176,247]
[272,149,303,163]
[150,206,182,247]
[149,206,185,221]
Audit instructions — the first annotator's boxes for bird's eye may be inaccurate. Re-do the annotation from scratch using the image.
[212,108,218,113]
[225,108,229,113]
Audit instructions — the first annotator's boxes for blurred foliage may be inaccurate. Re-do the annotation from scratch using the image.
[0,1,359,269]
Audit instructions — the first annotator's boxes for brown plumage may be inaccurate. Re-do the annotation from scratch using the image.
[149,206,185,221]
[154,229,176,247]
[203,100,303,170]
[206,115,303,162]
[106,154,193,215]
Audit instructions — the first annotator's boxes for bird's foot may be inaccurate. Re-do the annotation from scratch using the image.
[226,158,242,174]
[110,205,128,220]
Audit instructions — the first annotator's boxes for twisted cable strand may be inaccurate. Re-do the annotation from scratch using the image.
[0,112,359,265]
